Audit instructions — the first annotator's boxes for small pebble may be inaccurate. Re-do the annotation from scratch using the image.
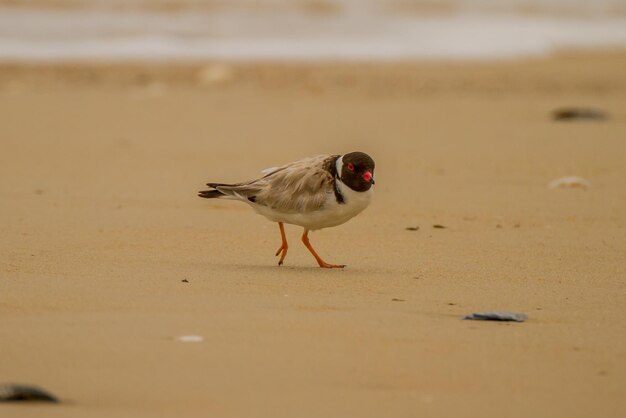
[548,176,590,190]
[405,226,420,231]
[552,108,607,121]
[176,335,204,343]
[196,64,234,86]
[391,298,405,302]
[432,224,446,229]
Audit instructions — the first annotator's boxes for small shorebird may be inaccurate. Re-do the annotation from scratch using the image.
[198,152,375,268]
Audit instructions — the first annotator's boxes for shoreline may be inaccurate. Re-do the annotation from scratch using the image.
[1,50,626,96]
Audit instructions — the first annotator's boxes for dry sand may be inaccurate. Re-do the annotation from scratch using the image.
[1,52,626,418]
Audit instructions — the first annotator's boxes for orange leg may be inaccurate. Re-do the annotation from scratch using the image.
[301,229,345,269]
[275,222,288,266]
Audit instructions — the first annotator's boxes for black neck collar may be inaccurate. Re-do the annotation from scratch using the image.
[329,156,345,204]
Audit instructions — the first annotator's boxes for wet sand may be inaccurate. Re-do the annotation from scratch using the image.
[1,52,626,417]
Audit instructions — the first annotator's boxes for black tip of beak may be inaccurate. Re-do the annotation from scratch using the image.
[371,178,375,185]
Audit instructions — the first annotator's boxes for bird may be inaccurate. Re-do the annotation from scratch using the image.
[198,151,375,268]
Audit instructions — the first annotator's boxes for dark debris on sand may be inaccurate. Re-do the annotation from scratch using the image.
[0,383,59,403]
[463,311,527,322]
[552,108,608,121]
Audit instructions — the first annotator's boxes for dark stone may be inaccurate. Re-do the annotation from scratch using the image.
[0,384,59,403]
[463,311,527,322]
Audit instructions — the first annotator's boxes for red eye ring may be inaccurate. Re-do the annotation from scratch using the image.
[347,163,355,171]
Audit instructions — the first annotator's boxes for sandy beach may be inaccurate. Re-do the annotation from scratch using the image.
[1,52,626,417]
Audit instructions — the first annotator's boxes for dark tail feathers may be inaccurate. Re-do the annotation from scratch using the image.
[198,183,229,199]
[198,190,223,199]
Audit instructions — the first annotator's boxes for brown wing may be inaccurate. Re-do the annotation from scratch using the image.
[213,154,338,213]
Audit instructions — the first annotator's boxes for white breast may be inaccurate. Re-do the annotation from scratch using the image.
[323,179,373,228]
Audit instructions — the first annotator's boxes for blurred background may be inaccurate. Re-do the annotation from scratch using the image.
[1,0,626,62]
[2,2,626,418]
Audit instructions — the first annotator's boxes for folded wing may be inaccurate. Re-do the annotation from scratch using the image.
[206,154,338,213]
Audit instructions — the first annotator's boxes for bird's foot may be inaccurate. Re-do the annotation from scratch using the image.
[317,261,346,269]
[275,244,288,266]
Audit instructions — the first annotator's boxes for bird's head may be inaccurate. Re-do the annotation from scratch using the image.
[339,152,375,192]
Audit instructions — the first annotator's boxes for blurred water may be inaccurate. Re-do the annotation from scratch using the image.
[1,0,625,61]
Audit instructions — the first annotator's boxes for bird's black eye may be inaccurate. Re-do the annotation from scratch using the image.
[347,163,355,171]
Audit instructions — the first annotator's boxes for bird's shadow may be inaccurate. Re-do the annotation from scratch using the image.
[197,259,379,277]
